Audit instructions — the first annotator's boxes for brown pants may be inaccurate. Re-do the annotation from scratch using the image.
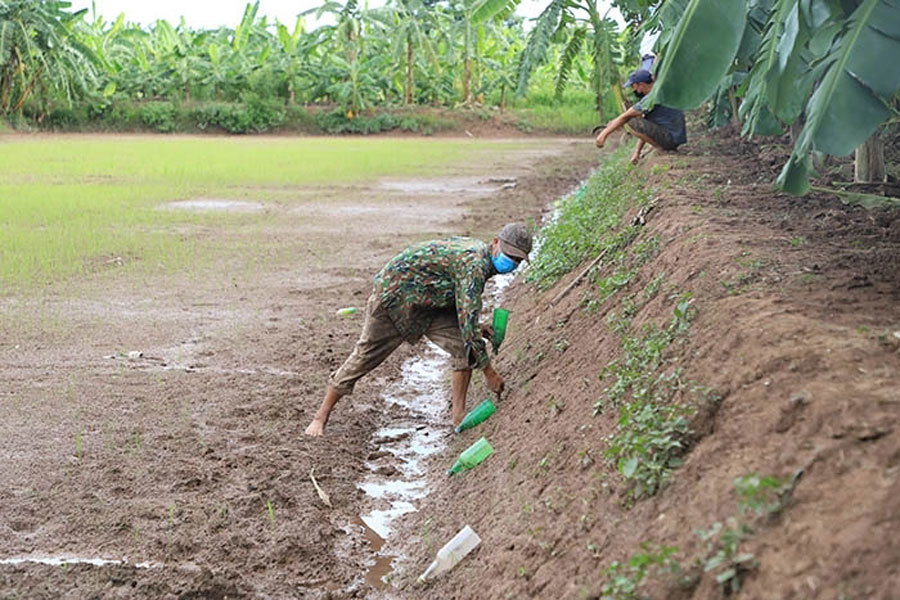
[328,294,469,395]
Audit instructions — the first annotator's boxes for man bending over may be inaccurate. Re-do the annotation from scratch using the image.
[305,223,532,437]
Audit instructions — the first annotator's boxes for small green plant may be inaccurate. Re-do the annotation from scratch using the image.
[734,473,788,517]
[74,432,83,461]
[598,297,700,499]
[266,499,276,532]
[601,543,681,599]
[605,401,693,499]
[546,395,565,415]
[789,236,807,247]
[695,519,756,594]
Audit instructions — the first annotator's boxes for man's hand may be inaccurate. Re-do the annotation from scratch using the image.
[595,132,607,149]
[305,419,326,437]
[631,150,642,164]
[483,365,504,397]
[480,323,494,341]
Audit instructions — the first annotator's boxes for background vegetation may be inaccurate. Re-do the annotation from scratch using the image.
[1,0,898,194]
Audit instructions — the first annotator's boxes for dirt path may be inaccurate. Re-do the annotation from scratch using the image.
[0,137,597,598]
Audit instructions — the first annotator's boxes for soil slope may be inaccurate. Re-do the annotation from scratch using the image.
[391,129,899,600]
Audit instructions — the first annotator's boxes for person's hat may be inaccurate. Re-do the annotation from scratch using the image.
[623,69,653,88]
[498,223,532,262]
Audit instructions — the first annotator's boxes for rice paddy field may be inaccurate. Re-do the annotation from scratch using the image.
[0,132,597,598]
[1,136,546,289]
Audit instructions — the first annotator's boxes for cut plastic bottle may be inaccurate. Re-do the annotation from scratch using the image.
[417,525,482,583]
[448,437,494,475]
[491,308,509,352]
[455,399,496,433]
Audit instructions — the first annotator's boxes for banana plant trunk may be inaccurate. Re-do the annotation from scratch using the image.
[463,23,472,105]
[854,134,885,183]
[406,35,414,105]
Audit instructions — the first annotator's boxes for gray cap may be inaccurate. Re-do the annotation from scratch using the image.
[498,222,532,261]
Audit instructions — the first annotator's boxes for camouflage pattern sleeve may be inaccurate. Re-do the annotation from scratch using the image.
[453,253,490,369]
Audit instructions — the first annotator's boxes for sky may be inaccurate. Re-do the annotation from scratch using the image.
[69,0,621,31]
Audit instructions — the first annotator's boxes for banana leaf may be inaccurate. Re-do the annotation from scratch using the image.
[649,0,750,110]
[777,0,900,194]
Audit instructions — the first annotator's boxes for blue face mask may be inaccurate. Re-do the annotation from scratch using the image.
[492,250,520,274]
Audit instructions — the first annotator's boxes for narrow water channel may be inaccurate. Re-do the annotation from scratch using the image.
[353,271,514,592]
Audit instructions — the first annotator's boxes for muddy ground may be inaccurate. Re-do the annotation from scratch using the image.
[3,127,898,600]
[0,136,596,598]
[390,130,899,600]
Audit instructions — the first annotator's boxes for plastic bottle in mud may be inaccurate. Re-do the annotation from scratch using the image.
[491,308,509,353]
[448,437,494,475]
[454,399,496,433]
[418,525,482,582]
[335,307,357,317]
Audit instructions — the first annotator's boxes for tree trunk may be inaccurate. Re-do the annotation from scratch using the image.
[463,58,471,105]
[728,87,739,127]
[406,37,414,105]
[499,85,505,113]
[855,134,885,183]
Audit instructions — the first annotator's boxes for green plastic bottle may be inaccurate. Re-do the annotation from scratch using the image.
[448,437,494,475]
[491,308,510,352]
[455,399,496,433]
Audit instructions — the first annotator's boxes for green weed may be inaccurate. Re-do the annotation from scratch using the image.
[527,147,650,290]
[266,499,276,532]
[696,519,756,594]
[601,543,682,599]
[599,297,698,499]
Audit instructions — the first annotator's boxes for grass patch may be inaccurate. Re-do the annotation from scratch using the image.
[0,136,532,290]
[527,147,651,290]
[512,102,599,135]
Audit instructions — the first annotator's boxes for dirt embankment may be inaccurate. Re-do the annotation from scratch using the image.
[392,130,900,599]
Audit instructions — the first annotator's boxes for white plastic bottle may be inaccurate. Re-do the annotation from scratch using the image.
[418,525,482,583]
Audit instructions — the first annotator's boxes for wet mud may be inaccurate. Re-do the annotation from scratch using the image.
[0,137,597,598]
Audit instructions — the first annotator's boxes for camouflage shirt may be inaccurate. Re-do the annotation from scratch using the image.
[373,237,497,369]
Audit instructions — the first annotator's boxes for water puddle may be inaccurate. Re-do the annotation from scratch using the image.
[161,199,265,213]
[354,341,450,590]
[0,556,157,569]
[378,176,517,195]
[351,517,394,590]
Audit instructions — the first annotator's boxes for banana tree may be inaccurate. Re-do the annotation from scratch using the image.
[448,0,520,105]
[380,0,447,105]
[516,0,627,118]
[625,0,900,195]
[0,0,99,116]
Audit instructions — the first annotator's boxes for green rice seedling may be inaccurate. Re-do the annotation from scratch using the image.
[266,499,276,532]
[74,432,83,461]
[1,137,537,290]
